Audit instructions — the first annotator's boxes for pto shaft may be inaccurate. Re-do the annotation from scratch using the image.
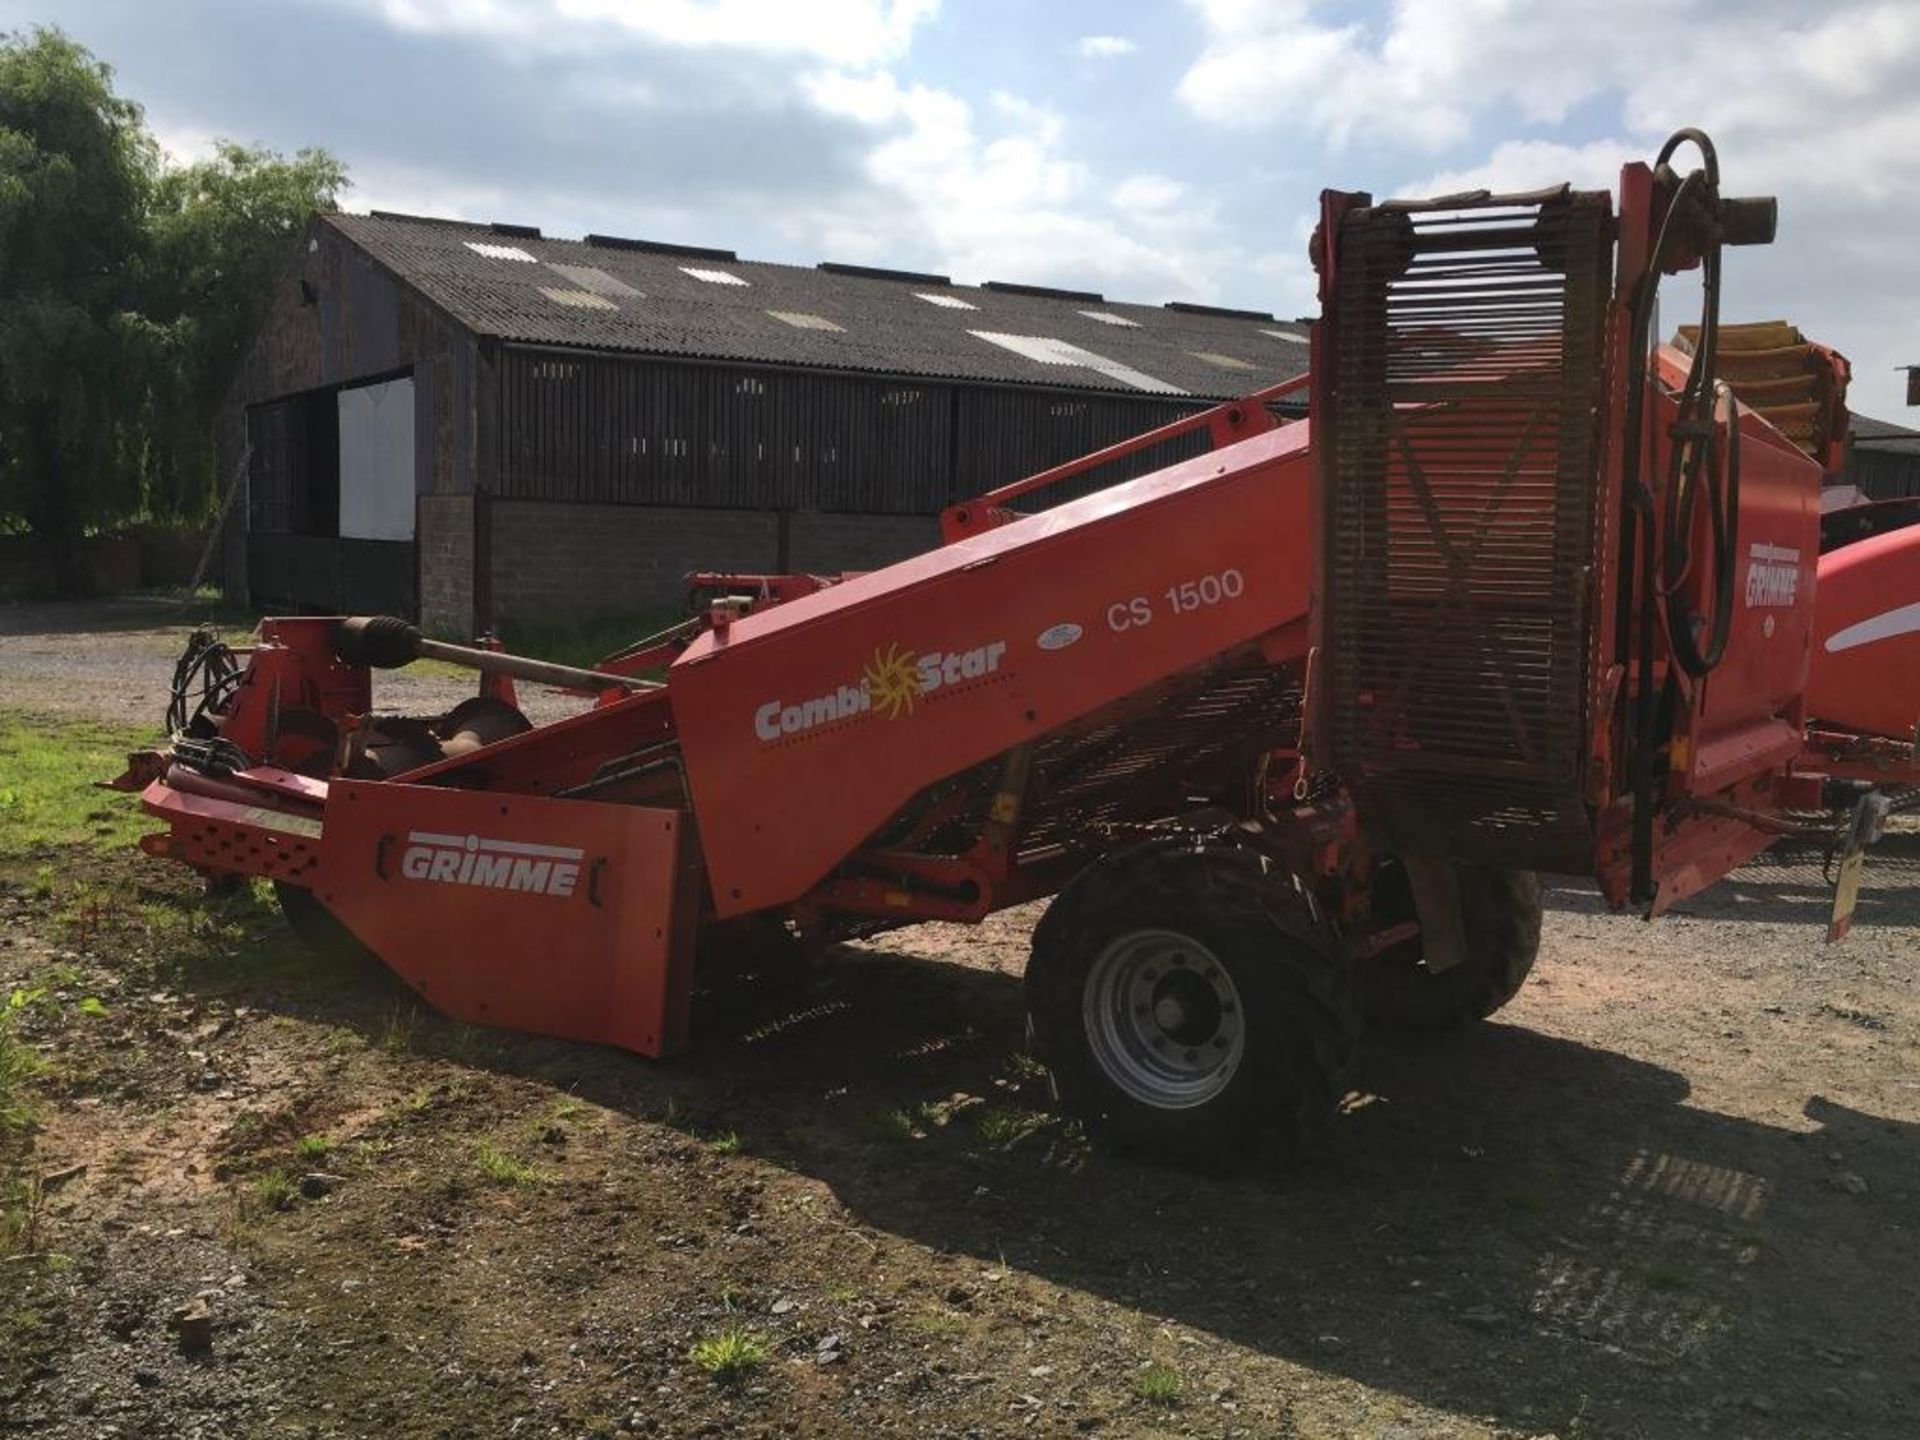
[331,615,659,692]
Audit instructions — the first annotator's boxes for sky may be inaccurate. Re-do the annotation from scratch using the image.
[9,0,1916,416]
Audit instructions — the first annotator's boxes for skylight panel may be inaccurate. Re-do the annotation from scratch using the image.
[1260,328,1308,343]
[968,331,1181,395]
[1079,310,1139,327]
[681,266,748,286]
[767,310,844,332]
[1191,351,1256,370]
[915,292,978,310]
[465,241,538,263]
[539,286,619,312]
[546,262,640,298]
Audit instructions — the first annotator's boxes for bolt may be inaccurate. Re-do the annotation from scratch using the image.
[1212,1036,1228,1050]
[1184,1049,1198,1063]
[1221,1002,1237,1015]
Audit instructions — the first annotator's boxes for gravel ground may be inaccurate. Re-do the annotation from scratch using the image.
[0,598,592,731]
[2,596,1917,1439]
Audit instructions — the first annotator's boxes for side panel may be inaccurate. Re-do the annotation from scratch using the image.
[669,425,1316,917]
[315,782,696,1056]
[1808,524,1920,739]
[1680,405,1820,793]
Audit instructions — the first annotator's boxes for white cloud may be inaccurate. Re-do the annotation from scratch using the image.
[357,0,939,66]
[1077,34,1136,58]
[1181,0,1920,413]
[1112,173,1184,212]
[803,68,1229,300]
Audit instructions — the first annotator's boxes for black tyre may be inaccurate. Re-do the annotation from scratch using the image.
[1358,863,1541,1036]
[275,882,373,962]
[1026,840,1357,1168]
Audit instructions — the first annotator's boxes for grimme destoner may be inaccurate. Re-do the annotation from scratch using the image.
[113,132,1918,1165]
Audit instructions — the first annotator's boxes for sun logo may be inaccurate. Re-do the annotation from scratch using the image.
[863,642,923,720]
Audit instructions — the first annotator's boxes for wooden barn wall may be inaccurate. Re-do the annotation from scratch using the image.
[493,347,1212,516]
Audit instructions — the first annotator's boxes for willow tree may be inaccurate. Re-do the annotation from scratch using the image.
[0,27,158,591]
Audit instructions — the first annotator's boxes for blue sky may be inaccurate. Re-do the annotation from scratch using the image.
[13,0,1917,415]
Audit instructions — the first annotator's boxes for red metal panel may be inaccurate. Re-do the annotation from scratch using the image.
[1654,356,1822,795]
[315,781,696,1056]
[668,424,1316,916]
[1807,523,1920,740]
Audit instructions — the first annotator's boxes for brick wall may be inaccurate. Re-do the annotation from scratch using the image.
[788,511,940,574]
[466,502,947,625]
[417,494,475,637]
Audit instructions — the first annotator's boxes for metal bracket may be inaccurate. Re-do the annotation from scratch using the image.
[1402,856,1469,974]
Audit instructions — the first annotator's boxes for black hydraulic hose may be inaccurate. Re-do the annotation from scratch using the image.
[1621,128,1740,901]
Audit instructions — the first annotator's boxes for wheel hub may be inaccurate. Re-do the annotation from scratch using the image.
[1083,929,1244,1110]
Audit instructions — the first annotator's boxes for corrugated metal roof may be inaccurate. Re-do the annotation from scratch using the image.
[321,211,1311,401]
[1851,413,1920,452]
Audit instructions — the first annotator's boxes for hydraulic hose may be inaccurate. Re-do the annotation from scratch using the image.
[1619,127,1744,900]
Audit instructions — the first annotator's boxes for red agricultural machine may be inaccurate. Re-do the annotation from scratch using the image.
[113,131,1918,1165]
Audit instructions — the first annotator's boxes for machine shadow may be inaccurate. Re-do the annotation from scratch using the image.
[1541,831,1920,929]
[309,932,1917,1440]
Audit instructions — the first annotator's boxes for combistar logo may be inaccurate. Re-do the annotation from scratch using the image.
[398,831,583,898]
[753,638,1008,742]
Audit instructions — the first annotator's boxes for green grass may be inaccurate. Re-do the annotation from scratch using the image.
[0,712,154,861]
[497,609,686,671]
[708,1128,741,1155]
[294,1133,332,1161]
[1133,1362,1182,1406]
[474,1139,546,1187]
[689,1324,768,1382]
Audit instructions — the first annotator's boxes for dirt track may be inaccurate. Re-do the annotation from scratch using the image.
[2,600,1918,1439]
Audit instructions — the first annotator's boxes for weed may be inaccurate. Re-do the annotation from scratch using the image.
[908,1308,966,1338]
[971,1106,1042,1148]
[0,1011,44,1140]
[1133,1362,1182,1406]
[548,1096,586,1121]
[76,997,109,1019]
[826,1284,860,1304]
[709,1128,741,1155]
[294,1134,332,1161]
[2,1175,45,1257]
[381,1004,420,1054]
[245,1169,297,1216]
[474,1139,546,1186]
[689,1324,768,1382]
[1002,1049,1050,1084]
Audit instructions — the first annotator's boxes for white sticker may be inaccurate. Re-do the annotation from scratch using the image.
[1036,622,1083,652]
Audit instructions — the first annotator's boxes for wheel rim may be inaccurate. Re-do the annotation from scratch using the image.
[1081,928,1244,1110]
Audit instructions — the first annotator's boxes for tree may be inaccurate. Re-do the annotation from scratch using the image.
[0,26,157,590]
[0,27,344,591]
[144,141,346,520]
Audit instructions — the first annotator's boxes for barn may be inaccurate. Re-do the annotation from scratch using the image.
[221,212,1310,637]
